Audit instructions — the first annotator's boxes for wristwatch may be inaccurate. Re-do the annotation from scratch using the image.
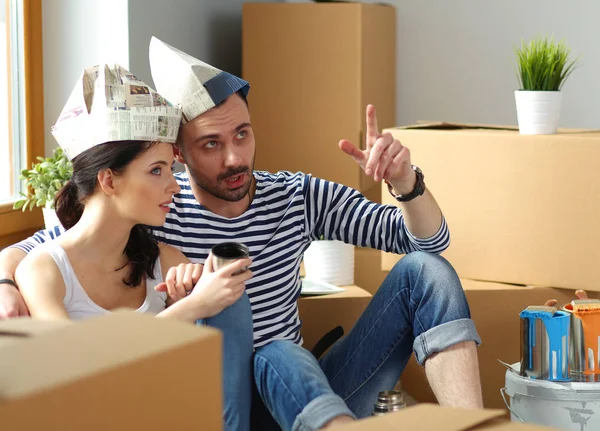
[384,165,425,202]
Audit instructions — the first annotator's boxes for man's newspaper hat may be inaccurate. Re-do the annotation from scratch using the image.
[149,37,250,124]
[51,64,182,160]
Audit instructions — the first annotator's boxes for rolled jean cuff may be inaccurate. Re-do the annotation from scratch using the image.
[292,393,356,431]
[413,318,481,365]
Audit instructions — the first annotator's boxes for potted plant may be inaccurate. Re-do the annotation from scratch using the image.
[303,235,355,286]
[13,147,73,229]
[514,36,579,135]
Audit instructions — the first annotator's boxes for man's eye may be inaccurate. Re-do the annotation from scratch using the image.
[236,131,247,139]
[151,167,161,175]
[205,141,217,149]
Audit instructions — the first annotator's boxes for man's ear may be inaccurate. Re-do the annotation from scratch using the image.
[173,146,186,164]
[97,169,117,195]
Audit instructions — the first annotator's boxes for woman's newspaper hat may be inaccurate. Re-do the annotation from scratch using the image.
[51,64,183,160]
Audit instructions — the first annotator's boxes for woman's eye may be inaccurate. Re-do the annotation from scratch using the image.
[151,167,161,175]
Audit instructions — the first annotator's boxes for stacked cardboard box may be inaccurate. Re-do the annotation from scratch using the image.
[0,310,223,430]
[380,124,600,410]
[299,285,372,352]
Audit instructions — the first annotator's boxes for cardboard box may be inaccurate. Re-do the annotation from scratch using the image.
[0,311,223,430]
[298,285,372,351]
[380,124,600,292]
[400,279,586,410]
[328,404,559,430]
[243,2,395,192]
[354,247,391,296]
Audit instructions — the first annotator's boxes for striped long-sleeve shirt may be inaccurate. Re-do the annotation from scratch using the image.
[12,170,450,348]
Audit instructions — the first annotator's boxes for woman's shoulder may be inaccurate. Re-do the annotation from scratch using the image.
[16,243,65,295]
[20,242,61,272]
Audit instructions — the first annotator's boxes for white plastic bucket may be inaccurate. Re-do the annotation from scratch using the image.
[303,240,354,286]
[503,363,600,430]
[514,90,562,135]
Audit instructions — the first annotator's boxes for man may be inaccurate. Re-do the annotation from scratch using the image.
[0,38,483,430]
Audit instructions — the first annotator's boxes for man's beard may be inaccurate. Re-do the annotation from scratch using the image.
[187,161,255,203]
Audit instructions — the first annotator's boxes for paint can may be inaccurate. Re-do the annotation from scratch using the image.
[372,390,406,416]
[503,363,600,430]
[519,306,570,381]
[562,299,600,376]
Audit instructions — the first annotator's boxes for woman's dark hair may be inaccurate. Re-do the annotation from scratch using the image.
[55,140,160,287]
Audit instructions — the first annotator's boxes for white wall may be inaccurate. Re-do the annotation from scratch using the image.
[42,0,129,155]
[42,0,281,155]
[373,0,599,129]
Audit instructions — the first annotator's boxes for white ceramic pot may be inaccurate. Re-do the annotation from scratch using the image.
[303,240,354,286]
[42,206,62,230]
[514,90,562,135]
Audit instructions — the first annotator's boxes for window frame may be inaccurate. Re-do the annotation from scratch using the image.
[0,0,44,247]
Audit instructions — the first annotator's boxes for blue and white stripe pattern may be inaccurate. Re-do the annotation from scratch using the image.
[12,170,450,348]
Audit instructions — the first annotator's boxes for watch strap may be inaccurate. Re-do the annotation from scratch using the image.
[384,165,425,202]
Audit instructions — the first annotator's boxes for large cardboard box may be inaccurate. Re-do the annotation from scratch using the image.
[354,247,390,295]
[0,311,223,430]
[243,2,395,192]
[380,125,600,292]
[298,285,372,351]
[400,279,586,410]
[329,404,558,430]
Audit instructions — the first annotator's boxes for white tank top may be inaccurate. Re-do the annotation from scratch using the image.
[40,241,167,320]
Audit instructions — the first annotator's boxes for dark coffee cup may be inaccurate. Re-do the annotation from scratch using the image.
[211,242,250,273]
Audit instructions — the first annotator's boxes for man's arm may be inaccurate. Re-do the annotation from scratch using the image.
[303,175,449,255]
[339,104,443,239]
[0,227,62,318]
[0,247,29,318]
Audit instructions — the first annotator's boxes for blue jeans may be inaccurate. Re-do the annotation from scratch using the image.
[198,292,254,431]
[252,252,481,431]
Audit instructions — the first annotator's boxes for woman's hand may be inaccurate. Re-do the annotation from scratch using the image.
[155,262,203,302]
[186,253,253,318]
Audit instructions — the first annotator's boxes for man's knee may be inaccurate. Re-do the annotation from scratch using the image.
[386,251,468,311]
[395,251,457,279]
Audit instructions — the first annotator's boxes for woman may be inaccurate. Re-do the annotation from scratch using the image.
[15,139,252,323]
[14,64,253,431]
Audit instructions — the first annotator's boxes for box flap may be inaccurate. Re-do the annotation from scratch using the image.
[385,121,596,136]
[328,404,505,430]
[0,310,220,399]
[392,121,518,131]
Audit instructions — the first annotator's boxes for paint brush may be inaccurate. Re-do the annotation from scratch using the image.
[525,305,557,315]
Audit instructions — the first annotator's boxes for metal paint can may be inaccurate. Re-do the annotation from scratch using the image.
[504,363,600,430]
[372,390,406,416]
[519,306,570,381]
[562,299,600,376]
